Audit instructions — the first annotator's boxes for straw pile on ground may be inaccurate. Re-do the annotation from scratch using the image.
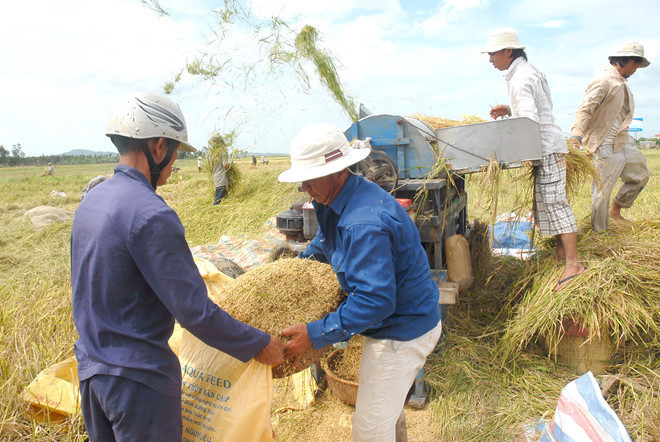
[499,220,660,363]
[426,219,660,440]
[217,258,345,334]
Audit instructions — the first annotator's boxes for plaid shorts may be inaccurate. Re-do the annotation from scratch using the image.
[534,153,577,236]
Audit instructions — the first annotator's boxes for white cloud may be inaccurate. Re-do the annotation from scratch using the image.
[2,0,660,156]
[0,0,208,155]
[248,0,402,21]
[537,19,568,28]
[414,0,485,38]
[416,14,450,37]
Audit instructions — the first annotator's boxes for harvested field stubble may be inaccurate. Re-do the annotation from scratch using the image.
[3,152,660,440]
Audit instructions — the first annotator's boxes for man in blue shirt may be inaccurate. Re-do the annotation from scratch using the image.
[279,123,442,441]
[71,92,283,441]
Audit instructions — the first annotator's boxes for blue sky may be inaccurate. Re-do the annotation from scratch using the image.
[1,0,658,156]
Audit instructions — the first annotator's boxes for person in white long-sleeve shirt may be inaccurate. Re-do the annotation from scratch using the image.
[482,27,585,290]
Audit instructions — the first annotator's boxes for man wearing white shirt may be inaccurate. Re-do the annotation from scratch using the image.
[483,27,585,290]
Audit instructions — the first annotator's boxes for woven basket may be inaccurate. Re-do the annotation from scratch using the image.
[549,335,612,375]
[272,345,330,378]
[540,320,613,375]
[323,347,359,406]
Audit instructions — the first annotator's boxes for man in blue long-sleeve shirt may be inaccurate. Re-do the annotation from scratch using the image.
[71,92,283,441]
[278,123,442,441]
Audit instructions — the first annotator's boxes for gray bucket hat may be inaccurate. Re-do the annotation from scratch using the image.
[609,41,650,68]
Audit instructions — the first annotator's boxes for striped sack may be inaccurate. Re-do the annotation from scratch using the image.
[541,371,631,442]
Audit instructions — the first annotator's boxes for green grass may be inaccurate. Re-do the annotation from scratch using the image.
[1,151,658,440]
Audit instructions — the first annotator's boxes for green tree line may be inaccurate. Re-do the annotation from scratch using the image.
[0,144,198,167]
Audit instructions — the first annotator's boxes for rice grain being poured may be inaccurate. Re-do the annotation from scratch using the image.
[217,258,346,334]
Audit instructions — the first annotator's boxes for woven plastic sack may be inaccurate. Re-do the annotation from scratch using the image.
[178,258,274,441]
[540,372,631,442]
[179,329,274,441]
[22,356,80,423]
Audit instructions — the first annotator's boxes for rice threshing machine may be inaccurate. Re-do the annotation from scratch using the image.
[275,108,543,406]
[276,109,542,274]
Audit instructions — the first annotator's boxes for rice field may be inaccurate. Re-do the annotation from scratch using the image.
[0,150,658,440]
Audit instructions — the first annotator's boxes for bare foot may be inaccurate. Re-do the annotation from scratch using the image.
[609,205,632,223]
[610,211,632,222]
[555,265,586,291]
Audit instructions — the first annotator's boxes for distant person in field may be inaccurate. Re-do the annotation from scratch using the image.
[197,156,203,172]
[172,164,182,181]
[568,42,650,232]
[211,156,230,205]
[278,123,442,441]
[483,27,585,291]
[252,154,257,166]
[71,91,283,441]
[80,173,112,201]
[44,162,54,176]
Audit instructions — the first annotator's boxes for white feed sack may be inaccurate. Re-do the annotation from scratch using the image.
[25,206,75,228]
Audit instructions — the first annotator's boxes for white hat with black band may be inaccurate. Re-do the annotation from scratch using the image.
[278,123,371,183]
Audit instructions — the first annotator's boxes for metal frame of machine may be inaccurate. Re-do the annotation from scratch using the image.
[342,113,542,271]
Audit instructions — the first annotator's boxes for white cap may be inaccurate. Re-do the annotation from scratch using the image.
[278,123,371,183]
[106,92,196,152]
[609,41,650,68]
[481,27,525,53]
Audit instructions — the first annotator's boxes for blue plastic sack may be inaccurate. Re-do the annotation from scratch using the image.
[491,220,533,249]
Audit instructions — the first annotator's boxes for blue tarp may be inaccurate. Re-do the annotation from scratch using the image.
[491,220,533,250]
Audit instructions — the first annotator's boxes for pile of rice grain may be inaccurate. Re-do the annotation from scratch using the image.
[412,113,486,129]
[218,258,345,334]
[332,338,362,383]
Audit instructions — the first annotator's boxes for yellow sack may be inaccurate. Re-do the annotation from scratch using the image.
[273,367,318,413]
[179,329,274,441]
[22,356,80,423]
[177,257,274,441]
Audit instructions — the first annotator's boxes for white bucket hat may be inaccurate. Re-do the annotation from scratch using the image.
[278,123,371,183]
[481,27,525,53]
[609,41,650,68]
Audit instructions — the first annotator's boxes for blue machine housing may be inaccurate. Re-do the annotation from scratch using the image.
[344,115,438,179]
[344,115,467,271]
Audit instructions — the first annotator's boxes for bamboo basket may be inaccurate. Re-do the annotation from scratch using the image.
[539,319,613,375]
[323,347,359,406]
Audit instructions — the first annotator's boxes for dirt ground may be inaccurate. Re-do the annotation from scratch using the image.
[272,387,441,442]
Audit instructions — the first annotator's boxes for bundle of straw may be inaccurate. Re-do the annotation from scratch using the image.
[498,220,660,366]
[564,146,601,200]
[426,220,660,439]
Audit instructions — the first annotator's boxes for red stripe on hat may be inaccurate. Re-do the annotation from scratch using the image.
[324,149,343,162]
